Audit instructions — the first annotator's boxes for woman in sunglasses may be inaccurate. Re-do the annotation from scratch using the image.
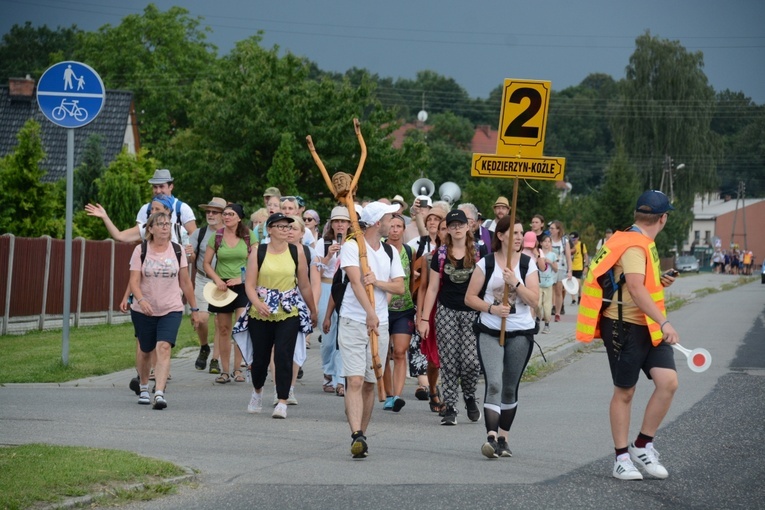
[129,212,200,410]
[203,203,255,384]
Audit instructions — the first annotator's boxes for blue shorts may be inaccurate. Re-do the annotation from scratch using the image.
[131,310,183,353]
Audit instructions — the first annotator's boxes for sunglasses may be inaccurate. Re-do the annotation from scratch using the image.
[302,217,315,222]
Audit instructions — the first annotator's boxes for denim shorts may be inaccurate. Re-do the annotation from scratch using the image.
[600,316,675,388]
[388,308,415,336]
[131,310,183,353]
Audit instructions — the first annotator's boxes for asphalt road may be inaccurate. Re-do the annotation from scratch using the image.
[1,276,763,509]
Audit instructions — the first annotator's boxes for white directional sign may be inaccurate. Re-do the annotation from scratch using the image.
[37,61,105,128]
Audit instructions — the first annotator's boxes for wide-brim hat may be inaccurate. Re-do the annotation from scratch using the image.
[330,206,350,221]
[494,196,510,208]
[391,195,408,210]
[562,277,579,295]
[148,169,173,184]
[199,197,226,211]
[203,282,237,307]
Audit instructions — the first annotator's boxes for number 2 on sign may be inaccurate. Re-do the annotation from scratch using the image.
[504,87,541,138]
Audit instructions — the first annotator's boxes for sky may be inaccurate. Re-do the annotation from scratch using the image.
[2,0,764,105]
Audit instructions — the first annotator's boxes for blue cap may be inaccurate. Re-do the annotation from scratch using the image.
[635,190,674,214]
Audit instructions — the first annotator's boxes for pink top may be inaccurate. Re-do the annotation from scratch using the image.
[129,242,187,316]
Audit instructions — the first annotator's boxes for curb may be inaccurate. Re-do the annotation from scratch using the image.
[42,466,197,510]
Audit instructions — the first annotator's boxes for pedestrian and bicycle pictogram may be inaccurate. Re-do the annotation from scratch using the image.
[37,61,105,128]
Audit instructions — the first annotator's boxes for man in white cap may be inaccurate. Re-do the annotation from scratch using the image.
[338,201,405,459]
[137,169,197,244]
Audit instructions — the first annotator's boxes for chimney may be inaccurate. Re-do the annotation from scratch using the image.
[9,75,35,99]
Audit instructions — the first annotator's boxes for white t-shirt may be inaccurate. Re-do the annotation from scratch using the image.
[136,197,196,244]
[407,236,433,258]
[339,239,405,325]
[316,240,341,279]
[476,256,538,331]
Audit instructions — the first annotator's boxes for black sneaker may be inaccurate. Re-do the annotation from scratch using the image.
[496,437,512,457]
[297,367,304,380]
[465,396,481,422]
[351,435,368,458]
[441,406,457,426]
[195,345,210,370]
[129,376,140,395]
[481,436,499,459]
[209,359,220,374]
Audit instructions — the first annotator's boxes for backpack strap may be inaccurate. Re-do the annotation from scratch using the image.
[416,235,430,259]
[194,226,207,261]
[478,253,495,299]
[382,241,394,262]
[302,244,312,281]
[214,228,224,253]
[257,243,299,277]
[402,243,413,264]
[140,240,182,266]
[519,253,530,283]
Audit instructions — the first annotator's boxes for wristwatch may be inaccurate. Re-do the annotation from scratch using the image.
[190,307,200,312]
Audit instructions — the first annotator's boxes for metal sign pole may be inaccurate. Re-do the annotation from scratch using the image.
[62,128,74,365]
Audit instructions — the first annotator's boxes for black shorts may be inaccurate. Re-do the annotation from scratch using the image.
[572,270,584,279]
[600,316,675,388]
[207,282,249,314]
[389,308,416,336]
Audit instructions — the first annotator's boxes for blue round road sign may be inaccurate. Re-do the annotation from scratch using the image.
[37,61,105,128]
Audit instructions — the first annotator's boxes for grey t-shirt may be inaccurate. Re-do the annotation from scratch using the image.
[189,226,216,274]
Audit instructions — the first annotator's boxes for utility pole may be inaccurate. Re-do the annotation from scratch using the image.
[729,181,747,250]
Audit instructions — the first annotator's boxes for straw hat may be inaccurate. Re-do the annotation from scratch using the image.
[203,282,237,307]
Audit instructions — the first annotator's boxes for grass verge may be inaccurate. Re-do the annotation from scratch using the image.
[0,444,187,510]
[0,316,204,384]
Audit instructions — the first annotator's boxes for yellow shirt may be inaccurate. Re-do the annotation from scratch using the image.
[603,246,646,325]
[571,241,588,271]
[249,248,298,322]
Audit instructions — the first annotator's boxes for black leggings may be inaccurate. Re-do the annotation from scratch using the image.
[249,316,299,399]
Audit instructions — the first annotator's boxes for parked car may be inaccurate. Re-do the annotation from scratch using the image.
[761,263,764,284]
[675,255,700,273]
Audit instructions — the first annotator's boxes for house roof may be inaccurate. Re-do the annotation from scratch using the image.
[692,195,765,220]
[0,85,135,182]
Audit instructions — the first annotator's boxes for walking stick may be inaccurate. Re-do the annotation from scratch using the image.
[499,176,519,346]
[306,119,385,401]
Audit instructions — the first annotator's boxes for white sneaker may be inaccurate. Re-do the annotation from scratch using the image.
[287,387,298,405]
[272,402,287,419]
[138,391,150,405]
[247,391,262,414]
[613,454,643,480]
[629,442,669,479]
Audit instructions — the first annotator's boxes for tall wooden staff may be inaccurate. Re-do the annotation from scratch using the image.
[499,176,520,346]
[306,119,385,401]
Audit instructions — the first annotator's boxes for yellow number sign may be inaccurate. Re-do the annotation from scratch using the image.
[496,79,551,157]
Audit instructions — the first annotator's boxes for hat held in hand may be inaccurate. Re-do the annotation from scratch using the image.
[203,282,237,307]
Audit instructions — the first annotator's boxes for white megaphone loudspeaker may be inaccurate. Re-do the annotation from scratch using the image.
[412,178,435,198]
[439,182,461,205]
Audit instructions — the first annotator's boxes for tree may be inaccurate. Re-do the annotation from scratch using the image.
[266,133,300,197]
[73,135,105,210]
[76,148,158,239]
[76,4,217,148]
[612,32,720,204]
[160,36,426,218]
[0,22,81,81]
[593,147,642,232]
[0,120,64,237]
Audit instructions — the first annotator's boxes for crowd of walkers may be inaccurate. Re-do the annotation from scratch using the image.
[87,170,682,481]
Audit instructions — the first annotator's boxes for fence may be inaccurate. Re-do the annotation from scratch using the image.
[0,234,137,335]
